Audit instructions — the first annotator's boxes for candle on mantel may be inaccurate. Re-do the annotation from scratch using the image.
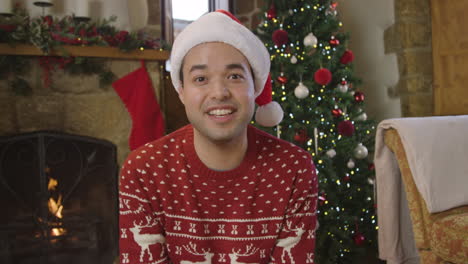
[0,0,12,15]
[75,0,89,18]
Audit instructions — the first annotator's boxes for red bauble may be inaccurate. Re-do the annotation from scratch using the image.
[368,163,375,171]
[314,68,332,85]
[331,108,343,117]
[354,91,365,103]
[343,175,351,182]
[353,232,366,246]
[329,38,340,46]
[337,120,355,137]
[340,50,355,64]
[277,75,288,84]
[294,129,308,144]
[267,4,277,20]
[272,29,289,46]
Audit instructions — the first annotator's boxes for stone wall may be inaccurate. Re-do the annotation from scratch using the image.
[0,58,163,165]
[384,0,433,116]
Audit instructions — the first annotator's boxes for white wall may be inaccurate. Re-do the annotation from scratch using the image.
[339,0,401,121]
[14,0,148,31]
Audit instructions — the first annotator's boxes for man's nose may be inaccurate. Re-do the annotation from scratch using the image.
[211,79,231,100]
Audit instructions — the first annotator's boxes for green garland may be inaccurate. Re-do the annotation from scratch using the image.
[0,5,166,95]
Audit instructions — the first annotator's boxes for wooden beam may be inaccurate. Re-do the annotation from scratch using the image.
[0,44,170,61]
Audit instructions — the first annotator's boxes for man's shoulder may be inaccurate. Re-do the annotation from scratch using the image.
[250,125,312,160]
[126,125,191,161]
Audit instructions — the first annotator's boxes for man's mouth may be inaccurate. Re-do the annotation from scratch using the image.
[208,108,234,117]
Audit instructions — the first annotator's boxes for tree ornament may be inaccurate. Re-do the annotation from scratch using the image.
[288,9,293,15]
[318,193,327,206]
[368,163,375,171]
[326,2,338,16]
[290,55,298,64]
[347,159,355,169]
[267,4,276,20]
[331,108,343,117]
[337,120,355,137]
[277,73,288,84]
[356,112,368,121]
[314,68,332,85]
[294,129,308,144]
[272,29,289,46]
[303,32,318,47]
[354,91,365,103]
[340,50,355,64]
[326,149,336,158]
[329,36,340,46]
[354,143,369,159]
[368,178,375,185]
[343,174,351,182]
[353,232,366,246]
[337,80,349,93]
[294,82,309,99]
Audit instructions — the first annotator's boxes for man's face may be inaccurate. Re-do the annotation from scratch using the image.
[178,42,256,144]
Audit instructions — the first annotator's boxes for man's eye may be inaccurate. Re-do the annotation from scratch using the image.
[229,74,243,79]
[195,77,206,82]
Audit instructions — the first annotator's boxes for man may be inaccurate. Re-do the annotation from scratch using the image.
[119,10,318,264]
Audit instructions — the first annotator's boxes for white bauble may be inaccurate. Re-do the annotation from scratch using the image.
[354,143,369,159]
[303,33,318,47]
[356,112,368,121]
[294,82,309,99]
[347,159,355,169]
[326,149,336,158]
[337,83,349,93]
[289,9,293,15]
[290,55,298,64]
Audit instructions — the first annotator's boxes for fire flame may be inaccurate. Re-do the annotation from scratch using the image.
[47,176,65,236]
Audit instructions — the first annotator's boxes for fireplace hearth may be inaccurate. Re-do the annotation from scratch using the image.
[0,131,118,264]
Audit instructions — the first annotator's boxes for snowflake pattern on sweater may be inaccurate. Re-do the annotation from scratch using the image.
[119,125,318,264]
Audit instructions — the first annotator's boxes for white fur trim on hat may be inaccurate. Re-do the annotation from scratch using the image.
[169,11,270,97]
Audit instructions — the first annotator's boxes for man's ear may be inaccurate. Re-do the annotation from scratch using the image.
[177,84,185,105]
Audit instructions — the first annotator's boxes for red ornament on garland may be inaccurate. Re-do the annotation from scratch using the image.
[331,108,343,117]
[340,50,355,64]
[354,91,365,103]
[353,232,366,246]
[337,120,355,137]
[314,68,332,85]
[272,29,289,46]
[267,4,277,20]
[277,75,288,84]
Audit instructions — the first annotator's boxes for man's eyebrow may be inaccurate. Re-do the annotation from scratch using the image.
[189,64,207,73]
[226,63,247,72]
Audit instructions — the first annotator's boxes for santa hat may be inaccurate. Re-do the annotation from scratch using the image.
[169,9,283,127]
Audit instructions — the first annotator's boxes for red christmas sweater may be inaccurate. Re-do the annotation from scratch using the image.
[119,125,318,264]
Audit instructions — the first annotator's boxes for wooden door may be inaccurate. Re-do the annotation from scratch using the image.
[431,0,468,115]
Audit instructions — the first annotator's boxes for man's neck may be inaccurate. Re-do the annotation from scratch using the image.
[193,128,249,171]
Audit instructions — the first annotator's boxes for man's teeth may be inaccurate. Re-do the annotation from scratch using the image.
[209,109,233,116]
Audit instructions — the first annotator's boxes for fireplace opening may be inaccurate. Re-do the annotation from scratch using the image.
[0,131,118,264]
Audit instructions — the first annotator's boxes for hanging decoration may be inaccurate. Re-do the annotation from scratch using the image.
[337,120,355,137]
[272,29,289,46]
[290,55,298,64]
[331,108,343,117]
[267,4,277,20]
[314,68,332,85]
[329,36,340,46]
[340,50,355,64]
[354,91,365,103]
[353,143,369,159]
[337,80,349,93]
[303,32,318,47]
[294,82,309,99]
[294,128,308,144]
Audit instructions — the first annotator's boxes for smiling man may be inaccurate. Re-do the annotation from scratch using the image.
[119,10,318,264]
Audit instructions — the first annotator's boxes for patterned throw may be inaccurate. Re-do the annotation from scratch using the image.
[119,125,318,264]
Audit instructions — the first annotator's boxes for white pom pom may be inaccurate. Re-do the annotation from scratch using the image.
[294,82,309,99]
[255,101,284,127]
[304,33,317,47]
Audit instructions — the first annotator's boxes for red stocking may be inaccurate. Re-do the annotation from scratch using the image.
[113,61,165,150]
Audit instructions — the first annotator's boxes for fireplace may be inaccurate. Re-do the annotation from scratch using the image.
[0,131,118,264]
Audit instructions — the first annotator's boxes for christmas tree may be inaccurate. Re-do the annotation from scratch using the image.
[254,1,378,263]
